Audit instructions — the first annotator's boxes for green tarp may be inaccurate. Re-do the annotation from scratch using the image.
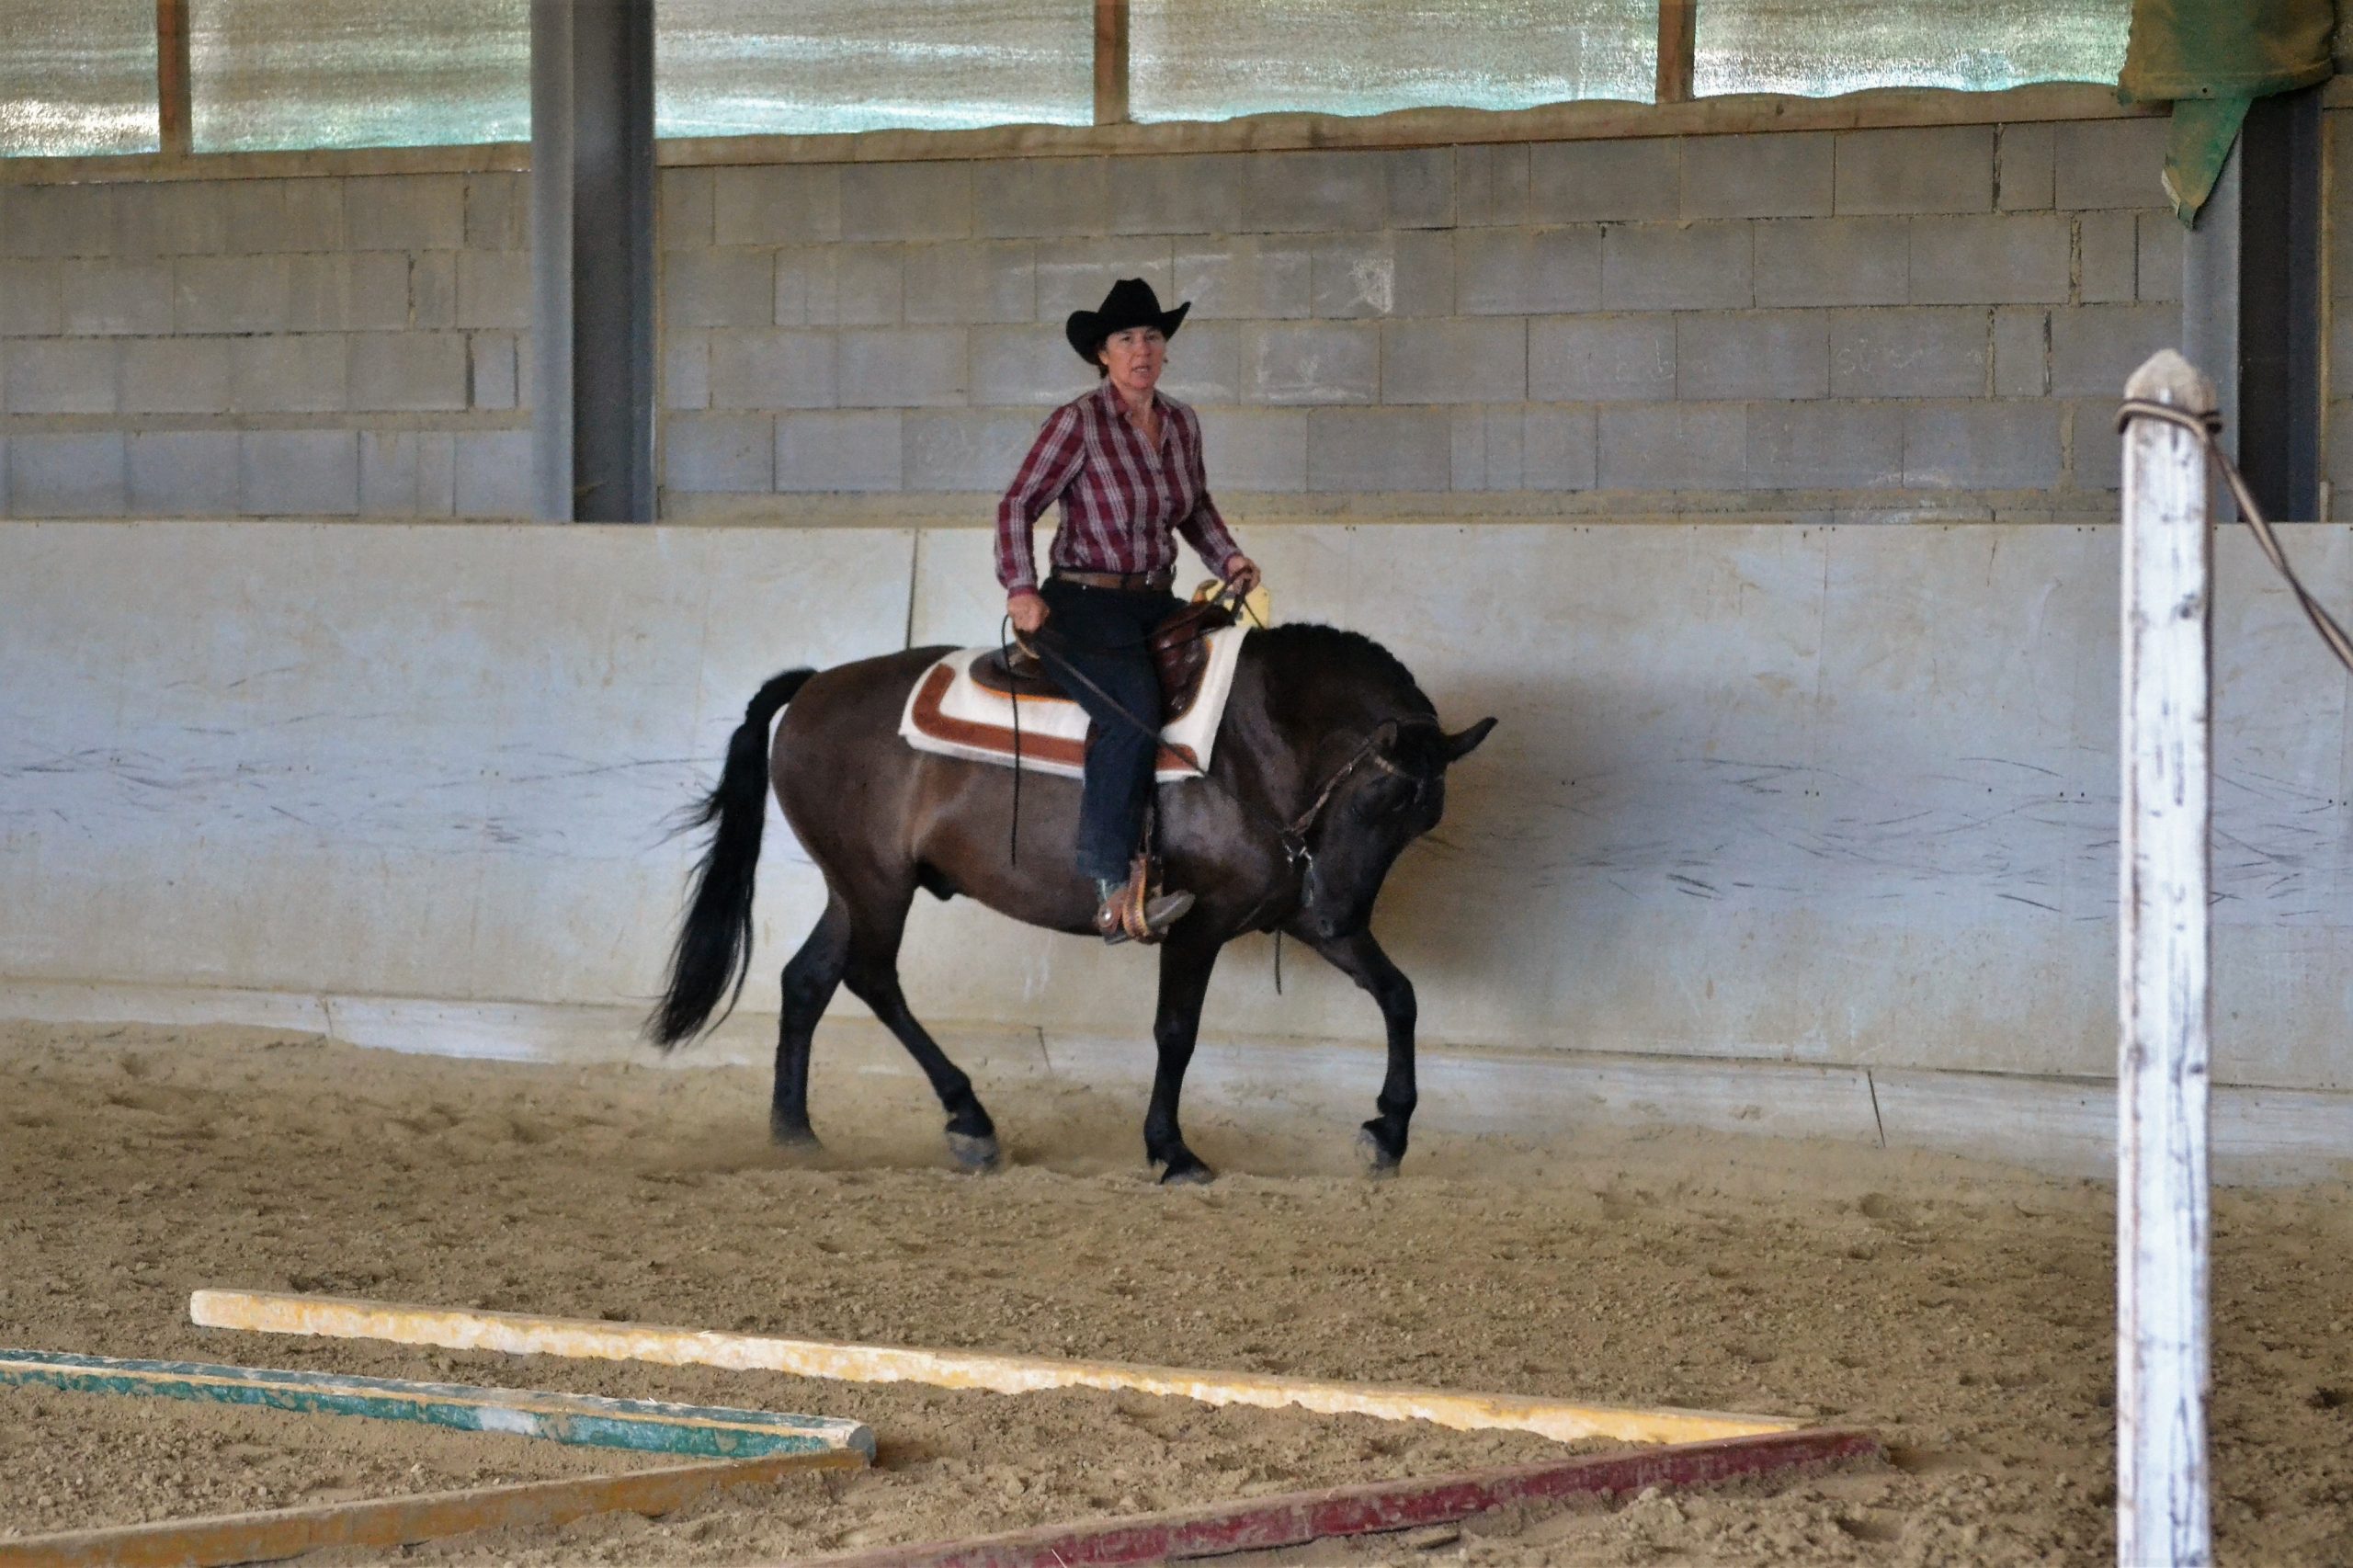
[2120,0,2336,222]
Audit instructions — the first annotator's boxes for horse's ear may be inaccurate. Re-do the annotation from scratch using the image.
[1440,717,1497,764]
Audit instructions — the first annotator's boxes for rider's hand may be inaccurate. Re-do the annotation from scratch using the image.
[1007,590,1049,636]
[1222,555,1262,597]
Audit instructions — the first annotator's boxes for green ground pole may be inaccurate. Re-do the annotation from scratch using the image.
[0,1346,874,1460]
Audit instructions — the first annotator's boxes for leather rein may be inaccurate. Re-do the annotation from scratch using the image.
[1006,613,1437,882]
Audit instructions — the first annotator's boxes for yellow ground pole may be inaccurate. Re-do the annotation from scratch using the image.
[191,1290,1802,1447]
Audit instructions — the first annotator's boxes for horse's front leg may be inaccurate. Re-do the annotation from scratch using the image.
[1146,932,1222,1184]
[1299,928,1417,1176]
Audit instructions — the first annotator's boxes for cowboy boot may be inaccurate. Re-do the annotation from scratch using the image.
[1095,859,1193,946]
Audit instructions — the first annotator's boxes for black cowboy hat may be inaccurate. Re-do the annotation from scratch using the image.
[1064,278,1189,363]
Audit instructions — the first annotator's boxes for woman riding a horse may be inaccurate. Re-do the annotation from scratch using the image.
[1001,278,1262,944]
[649,278,1495,1184]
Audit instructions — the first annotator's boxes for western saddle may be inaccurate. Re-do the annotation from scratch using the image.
[971,596,1236,722]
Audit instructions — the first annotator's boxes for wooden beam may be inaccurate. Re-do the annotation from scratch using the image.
[190,1290,1802,1447]
[2117,349,2216,1566]
[802,1427,1882,1568]
[655,81,2157,165]
[3,82,2166,187]
[1655,0,1698,106]
[0,1347,872,1461]
[154,0,192,158]
[1093,0,1131,127]
[0,1450,858,1568]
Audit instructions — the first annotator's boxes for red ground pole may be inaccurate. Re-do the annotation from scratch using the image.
[804,1426,1882,1568]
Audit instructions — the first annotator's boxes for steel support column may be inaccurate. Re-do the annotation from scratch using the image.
[2237,87,2324,521]
[2180,89,2325,523]
[2181,142,2241,517]
[530,0,656,523]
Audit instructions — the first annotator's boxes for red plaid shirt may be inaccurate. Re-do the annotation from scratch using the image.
[995,382,1244,595]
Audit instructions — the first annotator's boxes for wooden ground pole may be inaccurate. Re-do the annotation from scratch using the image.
[0,1449,858,1568]
[801,1427,1881,1568]
[190,1290,1802,1447]
[2117,347,2215,1566]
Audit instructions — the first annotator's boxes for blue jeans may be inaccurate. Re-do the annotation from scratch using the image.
[1036,579,1180,883]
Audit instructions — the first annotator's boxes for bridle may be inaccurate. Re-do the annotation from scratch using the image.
[1278,717,1439,873]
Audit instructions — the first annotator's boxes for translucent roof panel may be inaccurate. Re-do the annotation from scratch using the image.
[190,0,529,153]
[1131,0,1656,122]
[657,0,1094,138]
[0,0,159,157]
[1696,0,2130,96]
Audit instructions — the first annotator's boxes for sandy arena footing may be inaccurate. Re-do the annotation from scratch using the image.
[2,1020,2349,1563]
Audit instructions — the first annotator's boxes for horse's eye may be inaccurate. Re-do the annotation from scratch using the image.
[1361,774,1415,817]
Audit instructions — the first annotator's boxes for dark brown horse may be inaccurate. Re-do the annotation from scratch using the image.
[648,623,1494,1183]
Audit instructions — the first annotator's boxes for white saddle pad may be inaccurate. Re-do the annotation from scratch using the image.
[897,625,1248,782]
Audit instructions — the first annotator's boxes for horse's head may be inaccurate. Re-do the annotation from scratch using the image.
[1296,713,1495,940]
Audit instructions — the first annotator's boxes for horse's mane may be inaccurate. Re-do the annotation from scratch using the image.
[1249,621,1434,715]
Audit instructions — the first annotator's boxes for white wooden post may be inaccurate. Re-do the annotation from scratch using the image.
[2117,347,2215,1568]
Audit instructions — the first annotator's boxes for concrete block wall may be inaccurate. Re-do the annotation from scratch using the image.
[0,115,2273,523]
[662,117,2181,519]
[0,174,530,517]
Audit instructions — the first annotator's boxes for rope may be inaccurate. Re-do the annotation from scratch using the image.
[999,613,1024,866]
[2117,397,2353,675]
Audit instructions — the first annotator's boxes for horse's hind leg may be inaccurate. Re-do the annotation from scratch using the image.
[1300,928,1417,1176]
[840,888,1002,1172]
[771,899,849,1146]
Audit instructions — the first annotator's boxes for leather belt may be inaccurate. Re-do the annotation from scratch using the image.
[1052,568,1173,593]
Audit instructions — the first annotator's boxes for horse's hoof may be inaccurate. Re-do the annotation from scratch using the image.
[1157,1157,1217,1187]
[1356,1127,1403,1179]
[770,1121,823,1152]
[947,1131,1003,1173]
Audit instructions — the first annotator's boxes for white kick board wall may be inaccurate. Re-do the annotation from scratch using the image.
[4,517,2351,1177]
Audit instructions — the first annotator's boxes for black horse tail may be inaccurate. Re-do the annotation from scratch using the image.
[647,668,814,1049]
